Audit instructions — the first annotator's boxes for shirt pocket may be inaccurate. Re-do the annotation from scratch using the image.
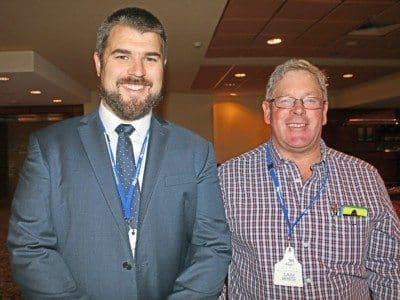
[326,216,371,267]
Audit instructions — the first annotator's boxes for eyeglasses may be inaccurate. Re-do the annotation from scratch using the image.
[269,96,326,110]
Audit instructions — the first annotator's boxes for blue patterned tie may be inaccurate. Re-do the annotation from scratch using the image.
[115,124,136,194]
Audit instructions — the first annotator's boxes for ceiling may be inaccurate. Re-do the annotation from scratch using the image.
[0,0,400,108]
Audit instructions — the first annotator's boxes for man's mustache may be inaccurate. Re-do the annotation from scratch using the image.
[117,77,152,87]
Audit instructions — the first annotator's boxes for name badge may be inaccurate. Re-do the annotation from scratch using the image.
[273,246,303,287]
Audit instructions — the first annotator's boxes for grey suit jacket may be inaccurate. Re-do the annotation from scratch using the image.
[7,111,231,299]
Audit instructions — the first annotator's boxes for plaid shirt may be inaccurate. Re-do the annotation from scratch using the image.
[218,139,400,299]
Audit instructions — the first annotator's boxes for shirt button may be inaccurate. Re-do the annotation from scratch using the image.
[122,262,132,270]
[306,277,313,284]
[303,241,310,248]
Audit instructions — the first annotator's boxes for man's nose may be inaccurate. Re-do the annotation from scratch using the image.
[291,98,306,114]
[127,58,145,77]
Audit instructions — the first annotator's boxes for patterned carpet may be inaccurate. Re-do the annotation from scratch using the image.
[0,203,21,299]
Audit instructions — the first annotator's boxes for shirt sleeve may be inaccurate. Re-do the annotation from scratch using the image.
[366,173,400,299]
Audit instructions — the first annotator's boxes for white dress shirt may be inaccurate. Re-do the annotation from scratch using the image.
[98,100,151,256]
[99,100,151,187]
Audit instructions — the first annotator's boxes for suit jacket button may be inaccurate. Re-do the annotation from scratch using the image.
[122,262,132,270]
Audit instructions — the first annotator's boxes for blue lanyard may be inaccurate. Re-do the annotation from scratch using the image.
[265,144,329,238]
[105,130,149,221]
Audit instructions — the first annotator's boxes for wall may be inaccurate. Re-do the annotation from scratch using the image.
[83,91,101,115]
[159,92,270,164]
[213,95,270,164]
[159,92,214,142]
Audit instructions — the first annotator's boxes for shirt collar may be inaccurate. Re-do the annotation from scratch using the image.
[99,100,151,139]
[319,140,328,163]
[266,139,328,168]
[266,139,284,168]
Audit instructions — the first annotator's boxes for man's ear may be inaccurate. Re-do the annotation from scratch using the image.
[93,52,101,77]
[322,101,329,126]
[262,100,272,125]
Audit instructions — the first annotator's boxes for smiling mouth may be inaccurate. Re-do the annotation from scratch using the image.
[117,78,152,91]
[288,123,306,128]
[121,83,147,91]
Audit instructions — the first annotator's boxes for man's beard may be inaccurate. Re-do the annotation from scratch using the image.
[99,77,162,121]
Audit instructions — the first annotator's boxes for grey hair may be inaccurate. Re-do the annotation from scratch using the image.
[95,7,167,62]
[266,58,328,101]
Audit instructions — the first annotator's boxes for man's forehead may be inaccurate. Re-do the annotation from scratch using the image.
[273,71,321,95]
[278,70,319,86]
[104,25,162,53]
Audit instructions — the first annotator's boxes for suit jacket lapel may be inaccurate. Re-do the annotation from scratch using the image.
[139,115,169,226]
[77,111,129,240]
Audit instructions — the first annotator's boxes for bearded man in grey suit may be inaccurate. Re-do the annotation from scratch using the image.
[7,7,231,300]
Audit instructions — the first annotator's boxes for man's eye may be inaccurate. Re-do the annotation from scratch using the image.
[146,56,158,62]
[303,97,318,104]
[116,55,128,60]
[278,97,294,104]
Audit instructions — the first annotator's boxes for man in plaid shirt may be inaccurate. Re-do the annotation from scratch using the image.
[218,58,400,299]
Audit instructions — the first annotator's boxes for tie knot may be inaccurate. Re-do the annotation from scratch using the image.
[115,124,135,136]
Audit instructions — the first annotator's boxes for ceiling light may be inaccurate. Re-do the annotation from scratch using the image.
[234,73,246,78]
[229,93,238,97]
[0,76,10,81]
[17,114,40,122]
[267,38,282,45]
[29,90,42,94]
[52,99,62,103]
[193,41,202,48]
[47,114,64,121]
[224,83,236,87]
[16,114,65,122]
[342,73,354,78]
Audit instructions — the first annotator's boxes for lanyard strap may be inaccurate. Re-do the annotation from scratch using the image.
[105,130,149,221]
[265,144,329,238]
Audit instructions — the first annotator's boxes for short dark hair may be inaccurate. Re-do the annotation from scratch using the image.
[96,7,167,62]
